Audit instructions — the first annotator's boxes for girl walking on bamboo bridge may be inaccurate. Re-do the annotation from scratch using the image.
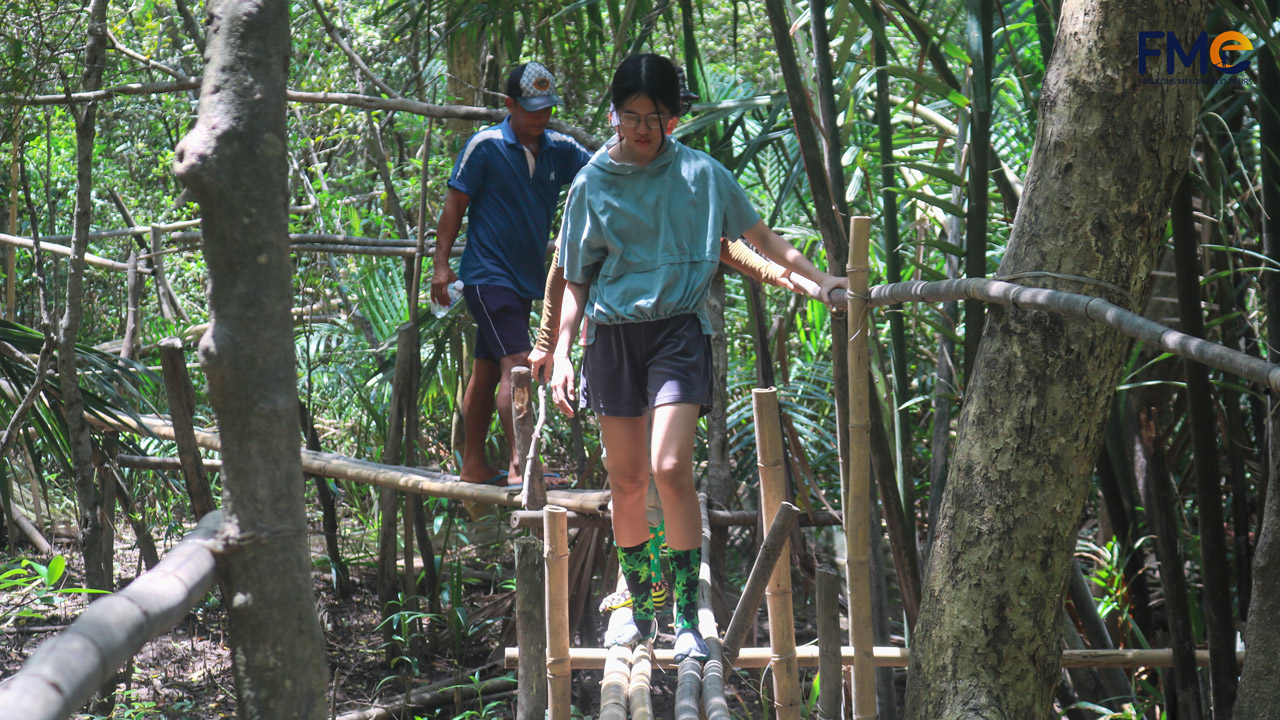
[546,53,847,662]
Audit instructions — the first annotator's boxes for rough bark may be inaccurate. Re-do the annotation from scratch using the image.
[60,0,112,595]
[1236,3,1280,713]
[904,0,1208,717]
[171,0,328,717]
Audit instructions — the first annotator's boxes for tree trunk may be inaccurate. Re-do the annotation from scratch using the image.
[1236,3,1280,713]
[904,0,1208,717]
[61,0,112,595]
[171,0,329,717]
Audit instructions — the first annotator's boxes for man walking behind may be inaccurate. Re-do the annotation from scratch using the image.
[431,61,590,488]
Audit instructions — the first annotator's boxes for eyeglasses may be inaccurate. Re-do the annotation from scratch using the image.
[618,111,665,130]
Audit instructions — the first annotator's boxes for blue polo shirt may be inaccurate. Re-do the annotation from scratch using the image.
[448,117,591,299]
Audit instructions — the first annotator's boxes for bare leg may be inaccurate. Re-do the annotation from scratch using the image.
[600,414,652,547]
[459,358,501,484]
[498,351,530,483]
[650,403,703,551]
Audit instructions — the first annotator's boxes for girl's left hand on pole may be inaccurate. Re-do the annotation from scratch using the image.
[550,355,577,417]
[818,273,850,306]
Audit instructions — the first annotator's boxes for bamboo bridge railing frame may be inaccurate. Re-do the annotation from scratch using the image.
[4,210,1276,718]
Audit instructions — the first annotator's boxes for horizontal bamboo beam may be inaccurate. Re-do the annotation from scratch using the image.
[99,414,612,514]
[2,81,603,150]
[0,233,146,273]
[869,278,1280,392]
[117,454,223,472]
[503,646,1245,671]
[509,507,843,529]
[0,511,223,720]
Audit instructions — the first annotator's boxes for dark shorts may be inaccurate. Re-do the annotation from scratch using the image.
[463,284,533,362]
[582,314,712,417]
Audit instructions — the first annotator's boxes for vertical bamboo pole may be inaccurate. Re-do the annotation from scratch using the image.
[6,136,17,321]
[846,216,877,718]
[752,387,801,720]
[515,535,548,720]
[817,565,842,720]
[544,506,571,719]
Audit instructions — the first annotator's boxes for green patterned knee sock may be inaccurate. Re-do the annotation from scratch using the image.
[668,547,701,631]
[617,541,655,628]
[647,520,666,578]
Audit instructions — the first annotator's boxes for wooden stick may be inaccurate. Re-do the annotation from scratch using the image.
[599,644,631,720]
[752,387,801,720]
[511,510,611,529]
[0,511,222,720]
[120,253,141,361]
[544,506,571,720]
[816,566,842,720]
[846,215,876,718]
[720,501,801,660]
[334,676,517,720]
[512,367,545,510]
[502,646,1244,670]
[628,644,654,720]
[515,535,547,720]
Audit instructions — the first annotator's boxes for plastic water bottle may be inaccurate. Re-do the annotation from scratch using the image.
[432,280,464,318]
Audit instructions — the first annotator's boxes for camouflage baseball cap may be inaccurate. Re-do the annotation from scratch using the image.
[506,62,563,112]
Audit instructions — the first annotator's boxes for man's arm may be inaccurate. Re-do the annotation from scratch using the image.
[431,187,470,306]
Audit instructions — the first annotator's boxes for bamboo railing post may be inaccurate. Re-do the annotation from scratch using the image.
[157,338,217,519]
[515,535,548,720]
[752,387,801,720]
[544,506,571,719]
[720,501,801,660]
[817,565,842,720]
[846,215,877,718]
[512,367,545,510]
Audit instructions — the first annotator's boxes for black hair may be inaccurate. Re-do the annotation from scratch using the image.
[610,54,682,118]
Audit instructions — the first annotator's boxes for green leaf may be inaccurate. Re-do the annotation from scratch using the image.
[887,187,966,217]
[880,66,971,108]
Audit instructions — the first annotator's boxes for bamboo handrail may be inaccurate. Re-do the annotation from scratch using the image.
[0,232,145,273]
[502,646,1245,670]
[98,414,612,514]
[0,511,223,719]
[868,276,1280,392]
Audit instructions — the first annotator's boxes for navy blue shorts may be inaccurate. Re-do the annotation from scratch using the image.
[582,314,712,417]
[463,284,533,362]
